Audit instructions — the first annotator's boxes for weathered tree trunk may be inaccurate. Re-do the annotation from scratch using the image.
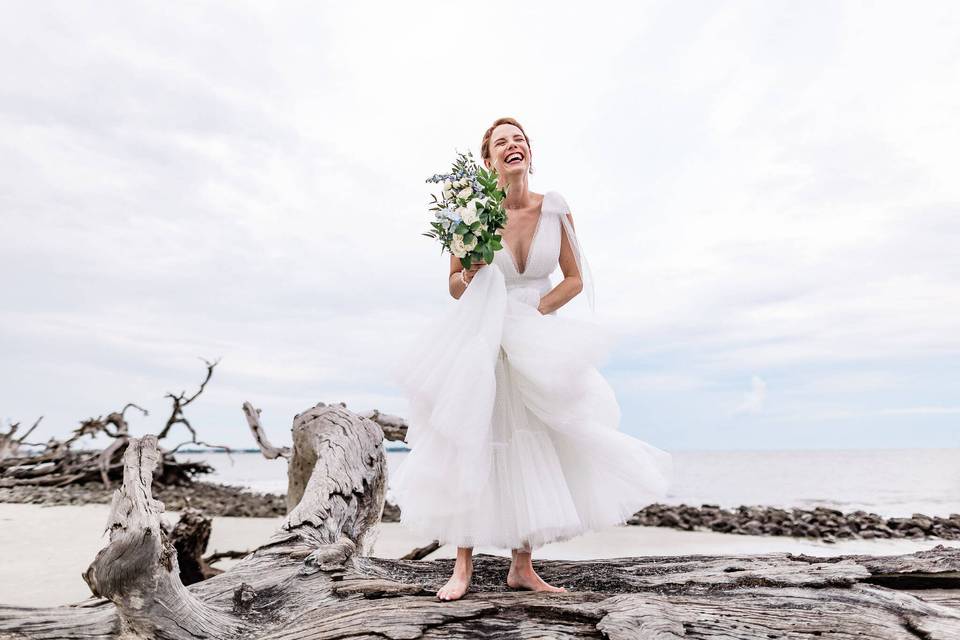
[1,402,958,639]
[169,508,222,585]
[0,418,41,461]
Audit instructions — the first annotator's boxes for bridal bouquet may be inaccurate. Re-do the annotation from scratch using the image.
[424,151,507,268]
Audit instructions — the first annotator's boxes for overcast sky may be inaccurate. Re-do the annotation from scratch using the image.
[2,1,958,451]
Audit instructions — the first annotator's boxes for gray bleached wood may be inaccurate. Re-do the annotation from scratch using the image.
[357,408,409,443]
[82,434,242,639]
[0,418,41,461]
[0,361,223,490]
[0,403,959,639]
[242,401,291,460]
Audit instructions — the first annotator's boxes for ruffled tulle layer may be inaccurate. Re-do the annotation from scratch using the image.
[389,264,672,550]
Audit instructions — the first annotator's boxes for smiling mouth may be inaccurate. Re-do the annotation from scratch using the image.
[505,152,524,165]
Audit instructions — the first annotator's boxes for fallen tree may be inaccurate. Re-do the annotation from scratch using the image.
[0,360,225,490]
[0,418,42,461]
[0,401,958,639]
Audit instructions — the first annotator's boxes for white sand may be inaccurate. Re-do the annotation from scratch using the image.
[1,503,956,607]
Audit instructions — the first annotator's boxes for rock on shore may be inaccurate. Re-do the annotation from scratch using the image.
[627,503,960,541]
[0,481,285,518]
[4,485,956,542]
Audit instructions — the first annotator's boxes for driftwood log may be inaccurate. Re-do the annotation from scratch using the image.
[167,505,252,584]
[0,402,958,639]
[0,360,224,490]
[0,418,42,461]
[167,508,223,585]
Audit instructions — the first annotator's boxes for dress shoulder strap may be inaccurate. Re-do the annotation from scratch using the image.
[542,190,595,314]
[542,190,568,217]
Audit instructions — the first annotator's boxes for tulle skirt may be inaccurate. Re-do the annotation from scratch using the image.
[389,264,672,550]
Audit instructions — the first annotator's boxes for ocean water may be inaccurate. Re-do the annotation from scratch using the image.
[182,448,960,519]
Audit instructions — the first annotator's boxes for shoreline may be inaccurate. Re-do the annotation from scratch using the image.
[4,481,956,544]
[1,502,957,608]
[0,480,286,518]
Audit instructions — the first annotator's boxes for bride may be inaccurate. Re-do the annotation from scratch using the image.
[390,117,672,601]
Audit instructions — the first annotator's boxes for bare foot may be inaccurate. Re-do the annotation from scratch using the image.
[437,566,473,601]
[506,565,567,593]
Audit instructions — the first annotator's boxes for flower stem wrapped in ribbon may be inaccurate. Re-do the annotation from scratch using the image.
[424,151,507,269]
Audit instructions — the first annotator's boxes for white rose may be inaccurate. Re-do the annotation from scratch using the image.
[457,186,473,199]
[462,233,478,252]
[461,200,479,225]
[450,234,467,258]
[442,187,454,201]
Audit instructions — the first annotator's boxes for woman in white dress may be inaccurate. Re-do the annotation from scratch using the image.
[390,117,672,601]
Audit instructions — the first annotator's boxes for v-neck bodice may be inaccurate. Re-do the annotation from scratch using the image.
[502,197,545,275]
[493,191,565,294]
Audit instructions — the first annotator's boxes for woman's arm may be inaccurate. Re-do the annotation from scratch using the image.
[448,255,486,299]
[449,254,467,299]
[537,212,583,314]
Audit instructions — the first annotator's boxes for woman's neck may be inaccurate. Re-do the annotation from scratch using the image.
[502,174,532,209]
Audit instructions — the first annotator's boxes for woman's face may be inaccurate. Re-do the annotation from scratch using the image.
[485,123,531,177]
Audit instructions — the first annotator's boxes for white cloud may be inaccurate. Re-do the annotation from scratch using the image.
[736,376,767,415]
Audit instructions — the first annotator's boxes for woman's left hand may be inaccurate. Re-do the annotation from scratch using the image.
[462,260,486,284]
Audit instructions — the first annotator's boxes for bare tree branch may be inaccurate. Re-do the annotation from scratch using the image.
[400,540,441,561]
[154,357,232,456]
[17,416,42,443]
[242,401,290,459]
[357,408,409,443]
[204,549,251,565]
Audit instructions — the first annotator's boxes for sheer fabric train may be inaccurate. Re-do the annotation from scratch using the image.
[389,191,672,550]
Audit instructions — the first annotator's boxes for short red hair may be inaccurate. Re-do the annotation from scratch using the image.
[480,117,531,165]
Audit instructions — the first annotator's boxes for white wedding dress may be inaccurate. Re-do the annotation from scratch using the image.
[389,191,672,550]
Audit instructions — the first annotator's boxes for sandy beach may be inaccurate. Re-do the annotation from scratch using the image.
[1,503,956,608]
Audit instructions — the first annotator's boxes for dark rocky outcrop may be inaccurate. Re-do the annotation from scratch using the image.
[627,503,960,542]
[0,479,286,517]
